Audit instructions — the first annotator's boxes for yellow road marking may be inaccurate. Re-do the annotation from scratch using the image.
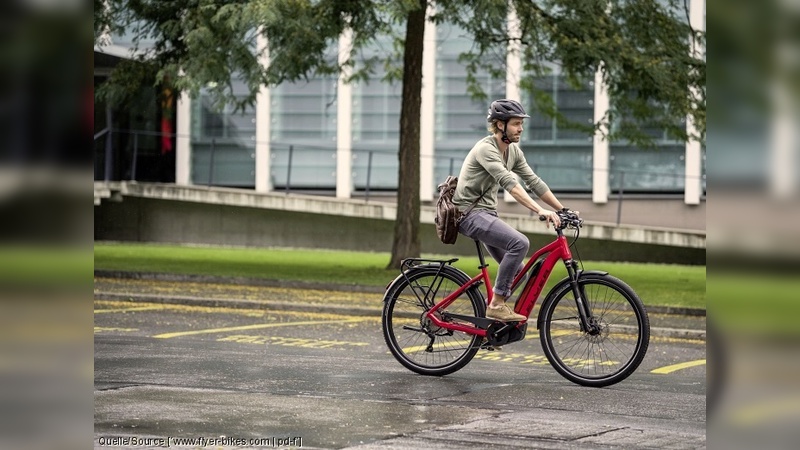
[152,318,371,339]
[95,326,139,333]
[400,340,474,354]
[651,359,706,374]
[730,396,800,425]
[218,335,368,349]
[399,345,429,354]
[95,300,375,321]
[95,306,167,313]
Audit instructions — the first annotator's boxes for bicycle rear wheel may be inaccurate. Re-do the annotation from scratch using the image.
[539,273,650,387]
[382,265,485,376]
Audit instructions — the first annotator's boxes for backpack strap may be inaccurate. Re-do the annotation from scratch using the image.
[457,186,489,224]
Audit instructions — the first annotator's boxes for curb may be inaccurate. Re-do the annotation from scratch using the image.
[94,270,386,294]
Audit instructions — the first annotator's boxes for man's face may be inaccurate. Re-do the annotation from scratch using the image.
[502,118,524,142]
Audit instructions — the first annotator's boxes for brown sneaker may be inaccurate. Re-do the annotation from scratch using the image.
[486,304,526,322]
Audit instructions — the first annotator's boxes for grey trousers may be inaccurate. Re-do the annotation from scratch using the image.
[458,210,529,298]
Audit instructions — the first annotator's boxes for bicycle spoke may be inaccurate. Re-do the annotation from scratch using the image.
[541,275,649,387]
[383,266,484,376]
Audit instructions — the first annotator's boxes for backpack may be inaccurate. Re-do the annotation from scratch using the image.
[435,176,461,245]
[434,176,483,245]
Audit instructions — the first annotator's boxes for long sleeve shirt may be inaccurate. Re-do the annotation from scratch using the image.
[452,135,549,212]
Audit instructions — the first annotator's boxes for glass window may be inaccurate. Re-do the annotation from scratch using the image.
[190,79,256,187]
[609,145,686,193]
[433,23,505,184]
[519,74,594,192]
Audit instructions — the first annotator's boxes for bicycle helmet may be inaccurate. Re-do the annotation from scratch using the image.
[487,99,530,144]
[486,99,530,122]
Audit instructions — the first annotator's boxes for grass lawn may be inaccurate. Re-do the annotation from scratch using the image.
[94,242,706,310]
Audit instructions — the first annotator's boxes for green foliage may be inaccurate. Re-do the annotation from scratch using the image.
[95,0,705,145]
[436,0,705,146]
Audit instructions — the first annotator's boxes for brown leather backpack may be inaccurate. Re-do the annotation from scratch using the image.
[435,176,482,245]
[435,176,460,244]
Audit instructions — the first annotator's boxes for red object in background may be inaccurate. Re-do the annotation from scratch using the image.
[161,117,173,154]
[161,87,174,154]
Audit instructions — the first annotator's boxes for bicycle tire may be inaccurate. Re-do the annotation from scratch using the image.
[539,273,650,387]
[382,265,485,376]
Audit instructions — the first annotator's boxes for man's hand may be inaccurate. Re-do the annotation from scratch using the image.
[538,210,561,228]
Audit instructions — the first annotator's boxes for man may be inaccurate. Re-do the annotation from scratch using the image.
[453,99,573,322]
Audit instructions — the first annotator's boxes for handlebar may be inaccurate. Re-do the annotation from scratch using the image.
[538,209,583,231]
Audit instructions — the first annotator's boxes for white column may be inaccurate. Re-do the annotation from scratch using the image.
[592,67,610,203]
[504,5,522,203]
[770,82,796,198]
[336,28,354,199]
[505,6,521,102]
[255,32,272,192]
[420,5,437,201]
[684,0,705,204]
[684,117,703,204]
[175,88,191,185]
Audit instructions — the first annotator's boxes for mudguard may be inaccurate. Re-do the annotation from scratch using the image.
[536,270,608,330]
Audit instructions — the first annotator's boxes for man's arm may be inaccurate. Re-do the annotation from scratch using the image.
[508,184,562,228]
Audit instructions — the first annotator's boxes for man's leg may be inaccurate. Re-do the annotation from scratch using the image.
[459,212,528,321]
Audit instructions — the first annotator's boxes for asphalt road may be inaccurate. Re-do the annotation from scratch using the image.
[94,279,706,449]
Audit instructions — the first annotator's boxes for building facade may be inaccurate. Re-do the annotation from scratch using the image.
[103,1,706,209]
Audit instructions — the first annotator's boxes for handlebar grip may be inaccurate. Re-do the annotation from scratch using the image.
[538,215,547,221]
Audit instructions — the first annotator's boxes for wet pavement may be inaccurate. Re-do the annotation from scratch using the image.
[94,272,706,449]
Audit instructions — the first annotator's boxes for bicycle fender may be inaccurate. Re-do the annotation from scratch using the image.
[535,270,608,329]
[383,272,408,302]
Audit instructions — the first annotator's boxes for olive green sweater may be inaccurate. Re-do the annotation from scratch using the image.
[452,135,549,211]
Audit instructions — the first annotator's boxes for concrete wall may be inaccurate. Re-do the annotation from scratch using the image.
[94,197,705,265]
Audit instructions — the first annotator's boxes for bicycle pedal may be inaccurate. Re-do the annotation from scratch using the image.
[480,343,502,351]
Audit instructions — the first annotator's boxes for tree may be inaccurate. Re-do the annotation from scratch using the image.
[95,0,705,269]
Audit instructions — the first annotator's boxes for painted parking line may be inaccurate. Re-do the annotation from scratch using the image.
[218,335,369,349]
[95,305,168,314]
[95,326,139,333]
[152,318,372,339]
[650,359,706,374]
[729,396,800,425]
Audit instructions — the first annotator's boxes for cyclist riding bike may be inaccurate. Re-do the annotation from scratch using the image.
[453,99,578,322]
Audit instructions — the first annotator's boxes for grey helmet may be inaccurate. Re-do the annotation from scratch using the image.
[486,99,530,122]
[487,99,529,143]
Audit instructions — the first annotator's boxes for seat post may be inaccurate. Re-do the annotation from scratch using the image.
[474,240,488,268]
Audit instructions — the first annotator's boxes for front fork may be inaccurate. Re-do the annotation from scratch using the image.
[565,260,601,335]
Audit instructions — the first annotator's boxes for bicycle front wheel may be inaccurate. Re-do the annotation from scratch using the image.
[539,273,650,387]
[382,265,485,376]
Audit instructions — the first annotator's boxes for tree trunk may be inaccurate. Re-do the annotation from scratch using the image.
[386,0,425,270]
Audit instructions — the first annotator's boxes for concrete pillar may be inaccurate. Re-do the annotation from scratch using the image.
[592,67,610,204]
[336,28,354,199]
[420,5,437,201]
[175,88,191,185]
[684,123,703,204]
[684,0,705,204]
[505,6,521,102]
[504,6,522,203]
[255,32,272,192]
[770,82,796,198]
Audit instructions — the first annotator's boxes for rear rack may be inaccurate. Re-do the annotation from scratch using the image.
[399,258,460,310]
[400,257,459,273]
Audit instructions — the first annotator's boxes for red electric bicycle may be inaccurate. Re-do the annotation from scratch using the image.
[381,210,650,387]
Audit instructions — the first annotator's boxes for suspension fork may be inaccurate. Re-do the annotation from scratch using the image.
[565,260,599,335]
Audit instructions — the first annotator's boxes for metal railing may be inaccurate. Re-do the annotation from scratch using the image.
[95,128,704,225]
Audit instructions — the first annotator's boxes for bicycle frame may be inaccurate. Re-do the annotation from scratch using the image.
[424,229,591,337]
